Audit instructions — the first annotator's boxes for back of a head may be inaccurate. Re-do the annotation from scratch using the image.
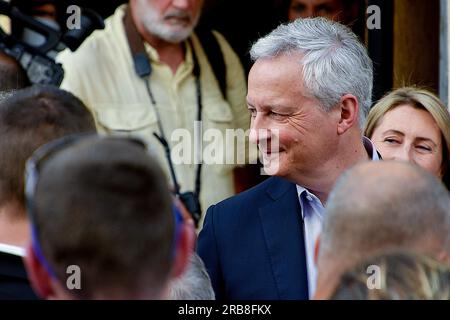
[320,161,450,274]
[168,253,215,300]
[331,251,450,300]
[0,85,96,213]
[33,136,174,299]
[249,17,373,126]
[0,51,30,91]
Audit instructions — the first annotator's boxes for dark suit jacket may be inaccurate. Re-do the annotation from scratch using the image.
[0,251,39,299]
[197,176,309,300]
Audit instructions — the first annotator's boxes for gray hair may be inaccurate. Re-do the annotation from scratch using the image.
[168,253,215,300]
[250,17,373,127]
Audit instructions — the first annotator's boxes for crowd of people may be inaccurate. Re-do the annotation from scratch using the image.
[0,0,449,300]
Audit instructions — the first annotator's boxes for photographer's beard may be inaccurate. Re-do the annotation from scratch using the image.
[134,0,201,44]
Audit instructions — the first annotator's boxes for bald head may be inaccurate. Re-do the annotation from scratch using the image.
[315,161,450,299]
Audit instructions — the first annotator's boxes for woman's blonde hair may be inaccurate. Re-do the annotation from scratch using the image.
[364,87,450,189]
[331,251,450,300]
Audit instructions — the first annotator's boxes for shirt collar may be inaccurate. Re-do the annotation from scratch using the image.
[296,136,380,219]
[296,185,323,220]
[0,243,25,257]
[363,136,380,160]
[143,39,194,68]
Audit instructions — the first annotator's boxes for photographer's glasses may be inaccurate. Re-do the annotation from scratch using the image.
[24,134,182,280]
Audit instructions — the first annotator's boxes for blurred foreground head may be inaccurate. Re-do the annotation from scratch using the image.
[24,135,195,299]
[0,85,95,214]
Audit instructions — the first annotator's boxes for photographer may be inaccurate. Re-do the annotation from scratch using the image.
[57,0,250,226]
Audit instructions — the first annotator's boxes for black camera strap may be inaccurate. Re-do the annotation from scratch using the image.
[123,8,202,224]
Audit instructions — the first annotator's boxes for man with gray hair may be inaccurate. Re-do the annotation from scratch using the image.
[197,17,377,300]
[315,161,450,299]
[57,0,250,220]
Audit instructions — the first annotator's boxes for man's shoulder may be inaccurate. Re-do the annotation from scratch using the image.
[194,29,229,48]
[193,28,237,63]
[0,250,26,276]
[209,176,295,216]
[0,251,39,299]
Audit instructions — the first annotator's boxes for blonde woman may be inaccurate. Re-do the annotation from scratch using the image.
[364,87,450,189]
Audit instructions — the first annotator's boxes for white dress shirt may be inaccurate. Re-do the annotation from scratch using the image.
[0,243,25,257]
[296,137,380,298]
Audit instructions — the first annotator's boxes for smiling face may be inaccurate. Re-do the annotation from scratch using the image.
[247,53,340,179]
[288,0,346,21]
[370,104,444,178]
[132,0,203,43]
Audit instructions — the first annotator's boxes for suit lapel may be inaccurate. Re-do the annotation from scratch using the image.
[258,177,309,299]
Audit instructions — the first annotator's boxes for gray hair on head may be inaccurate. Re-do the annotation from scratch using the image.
[168,253,215,300]
[250,17,373,127]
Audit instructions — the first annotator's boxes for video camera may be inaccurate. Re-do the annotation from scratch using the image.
[0,1,104,86]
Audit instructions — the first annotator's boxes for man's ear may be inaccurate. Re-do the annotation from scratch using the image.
[171,219,196,279]
[314,234,321,267]
[337,94,359,135]
[23,243,54,299]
